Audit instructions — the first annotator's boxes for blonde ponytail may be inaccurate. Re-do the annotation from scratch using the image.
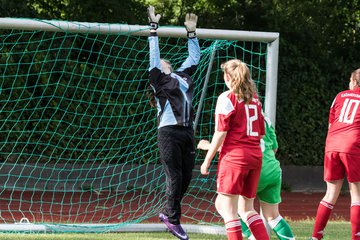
[221,59,256,103]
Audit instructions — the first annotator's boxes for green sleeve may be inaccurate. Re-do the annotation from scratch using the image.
[264,120,278,150]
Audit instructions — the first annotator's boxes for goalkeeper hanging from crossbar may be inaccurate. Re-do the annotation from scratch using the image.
[146,5,200,240]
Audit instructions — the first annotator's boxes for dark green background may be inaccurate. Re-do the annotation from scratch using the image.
[1,0,359,165]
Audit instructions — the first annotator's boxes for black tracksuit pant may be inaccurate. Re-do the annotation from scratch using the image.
[157,125,195,225]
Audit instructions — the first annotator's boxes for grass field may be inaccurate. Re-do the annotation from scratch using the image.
[0,221,351,240]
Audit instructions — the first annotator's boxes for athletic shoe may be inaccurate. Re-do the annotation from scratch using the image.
[159,213,189,240]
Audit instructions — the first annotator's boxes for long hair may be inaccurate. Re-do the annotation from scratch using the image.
[146,85,156,108]
[351,68,360,86]
[221,59,256,103]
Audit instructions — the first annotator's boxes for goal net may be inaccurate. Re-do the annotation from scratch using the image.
[0,18,279,233]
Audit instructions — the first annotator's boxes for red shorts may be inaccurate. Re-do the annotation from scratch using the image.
[217,157,261,198]
[324,152,360,183]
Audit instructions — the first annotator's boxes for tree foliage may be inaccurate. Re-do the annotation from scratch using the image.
[0,0,359,165]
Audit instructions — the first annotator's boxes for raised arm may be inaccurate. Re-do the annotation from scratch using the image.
[177,13,201,76]
[147,6,162,82]
[264,116,278,152]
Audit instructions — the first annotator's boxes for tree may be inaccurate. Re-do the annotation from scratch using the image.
[1,0,359,165]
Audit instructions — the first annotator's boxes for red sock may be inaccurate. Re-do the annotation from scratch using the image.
[247,214,269,240]
[225,219,242,240]
[312,200,334,239]
[351,202,360,240]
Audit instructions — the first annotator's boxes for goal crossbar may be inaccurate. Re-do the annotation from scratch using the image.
[0,17,279,125]
[0,18,278,41]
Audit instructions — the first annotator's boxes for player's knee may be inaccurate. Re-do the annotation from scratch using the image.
[323,192,339,204]
[242,210,258,220]
[215,198,235,217]
[264,213,280,223]
[261,208,280,221]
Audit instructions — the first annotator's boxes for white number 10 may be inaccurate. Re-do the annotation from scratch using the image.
[245,104,259,136]
[339,98,360,124]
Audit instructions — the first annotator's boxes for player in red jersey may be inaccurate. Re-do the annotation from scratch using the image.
[311,68,360,240]
[198,59,269,240]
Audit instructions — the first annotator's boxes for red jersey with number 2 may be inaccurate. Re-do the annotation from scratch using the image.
[215,90,265,169]
[325,87,360,154]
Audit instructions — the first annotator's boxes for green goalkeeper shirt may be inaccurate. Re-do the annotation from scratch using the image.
[257,117,281,191]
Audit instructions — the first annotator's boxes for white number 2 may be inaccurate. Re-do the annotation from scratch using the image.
[245,104,259,136]
[339,99,360,124]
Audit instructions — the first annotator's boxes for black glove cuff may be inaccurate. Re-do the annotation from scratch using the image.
[149,31,158,36]
[150,22,158,30]
[187,31,196,38]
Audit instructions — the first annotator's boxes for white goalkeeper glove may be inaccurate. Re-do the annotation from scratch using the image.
[147,6,161,30]
[184,13,198,38]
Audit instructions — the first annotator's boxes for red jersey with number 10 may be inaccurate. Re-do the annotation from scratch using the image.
[215,90,265,168]
[325,87,360,154]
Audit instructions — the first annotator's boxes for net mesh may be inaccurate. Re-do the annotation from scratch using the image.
[0,20,267,232]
